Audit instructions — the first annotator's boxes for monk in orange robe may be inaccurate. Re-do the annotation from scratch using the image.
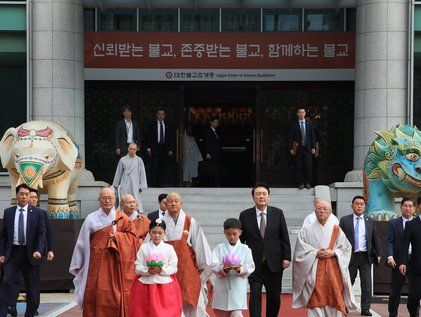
[69,188,138,317]
[121,194,150,244]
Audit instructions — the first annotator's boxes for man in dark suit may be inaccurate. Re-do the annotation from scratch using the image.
[339,195,381,316]
[115,105,140,158]
[0,184,46,317]
[146,107,173,187]
[8,188,55,317]
[386,197,415,317]
[203,117,221,187]
[239,183,291,317]
[399,210,421,317]
[147,193,167,223]
[288,108,316,189]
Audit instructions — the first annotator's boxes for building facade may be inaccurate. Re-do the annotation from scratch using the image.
[0,0,413,188]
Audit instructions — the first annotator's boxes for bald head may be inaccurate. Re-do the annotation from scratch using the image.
[98,187,116,214]
[121,194,137,216]
[128,143,138,157]
[314,197,325,205]
[315,200,332,226]
[166,192,183,219]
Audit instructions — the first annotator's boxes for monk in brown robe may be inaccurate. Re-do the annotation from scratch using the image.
[292,199,356,316]
[69,188,139,317]
[121,194,150,244]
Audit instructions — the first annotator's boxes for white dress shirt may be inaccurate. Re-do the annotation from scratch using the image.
[125,119,133,143]
[135,240,178,284]
[211,127,218,139]
[13,204,28,245]
[157,120,165,143]
[403,217,412,255]
[299,119,306,134]
[255,207,267,228]
[158,209,166,220]
[353,214,367,252]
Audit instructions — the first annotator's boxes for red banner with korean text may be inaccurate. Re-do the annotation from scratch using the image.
[84,32,355,69]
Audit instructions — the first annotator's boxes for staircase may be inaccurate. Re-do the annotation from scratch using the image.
[141,187,316,292]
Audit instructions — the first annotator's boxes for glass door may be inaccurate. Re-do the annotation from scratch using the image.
[256,83,354,187]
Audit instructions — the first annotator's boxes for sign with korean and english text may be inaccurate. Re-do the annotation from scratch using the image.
[84,32,355,69]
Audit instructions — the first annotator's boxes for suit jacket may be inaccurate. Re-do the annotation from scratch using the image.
[146,121,173,153]
[239,206,291,273]
[115,119,141,151]
[204,127,221,160]
[0,205,46,266]
[399,216,421,274]
[43,210,55,253]
[288,119,316,152]
[385,217,407,266]
[339,213,381,265]
[147,210,160,223]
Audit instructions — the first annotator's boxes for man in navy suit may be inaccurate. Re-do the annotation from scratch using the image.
[288,108,316,189]
[146,107,173,187]
[386,197,415,317]
[399,207,421,317]
[147,193,167,223]
[239,183,291,317]
[115,105,141,158]
[8,188,55,316]
[0,184,46,317]
[203,117,221,187]
[339,196,382,316]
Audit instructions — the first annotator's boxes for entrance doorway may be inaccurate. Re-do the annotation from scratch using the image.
[182,85,255,187]
[84,81,354,188]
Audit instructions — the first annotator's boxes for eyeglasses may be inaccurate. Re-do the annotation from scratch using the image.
[100,196,115,201]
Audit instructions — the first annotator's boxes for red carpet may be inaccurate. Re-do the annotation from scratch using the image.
[206,294,307,317]
[60,294,308,316]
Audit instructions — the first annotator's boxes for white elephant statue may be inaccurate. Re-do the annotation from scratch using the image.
[0,121,82,218]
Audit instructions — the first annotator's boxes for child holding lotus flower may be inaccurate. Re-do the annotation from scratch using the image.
[128,219,182,317]
[211,218,255,317]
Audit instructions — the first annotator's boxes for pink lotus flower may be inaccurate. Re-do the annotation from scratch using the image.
[146,253,165,268]
[222,253,241,267]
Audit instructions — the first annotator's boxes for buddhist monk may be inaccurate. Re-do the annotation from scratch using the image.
[121,194,150,245]
[69,187,138,317]
[160,192,213,317]
[292,200,356,316]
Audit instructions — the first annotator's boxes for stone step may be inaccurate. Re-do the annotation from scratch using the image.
[142,187,316,195]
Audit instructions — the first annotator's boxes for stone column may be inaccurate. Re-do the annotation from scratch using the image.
[345,0,408,181]
[31,0,85,162]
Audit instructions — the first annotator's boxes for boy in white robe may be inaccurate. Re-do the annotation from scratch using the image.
[211,218,255,317]
[112,143,147,212]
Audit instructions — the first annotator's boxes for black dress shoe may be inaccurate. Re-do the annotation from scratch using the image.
[361,310,372,316]
[8,306,17,317]
[34,310,39,316]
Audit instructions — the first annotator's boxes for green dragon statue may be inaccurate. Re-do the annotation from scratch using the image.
[363,124,421,220]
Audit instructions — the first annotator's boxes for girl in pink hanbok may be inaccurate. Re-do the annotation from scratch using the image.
[128,219,182,317]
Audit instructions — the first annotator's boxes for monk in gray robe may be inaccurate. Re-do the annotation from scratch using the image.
[112,143,147,212]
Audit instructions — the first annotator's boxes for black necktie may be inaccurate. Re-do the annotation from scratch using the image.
[159,121,164,144]
[18,208,25,245]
